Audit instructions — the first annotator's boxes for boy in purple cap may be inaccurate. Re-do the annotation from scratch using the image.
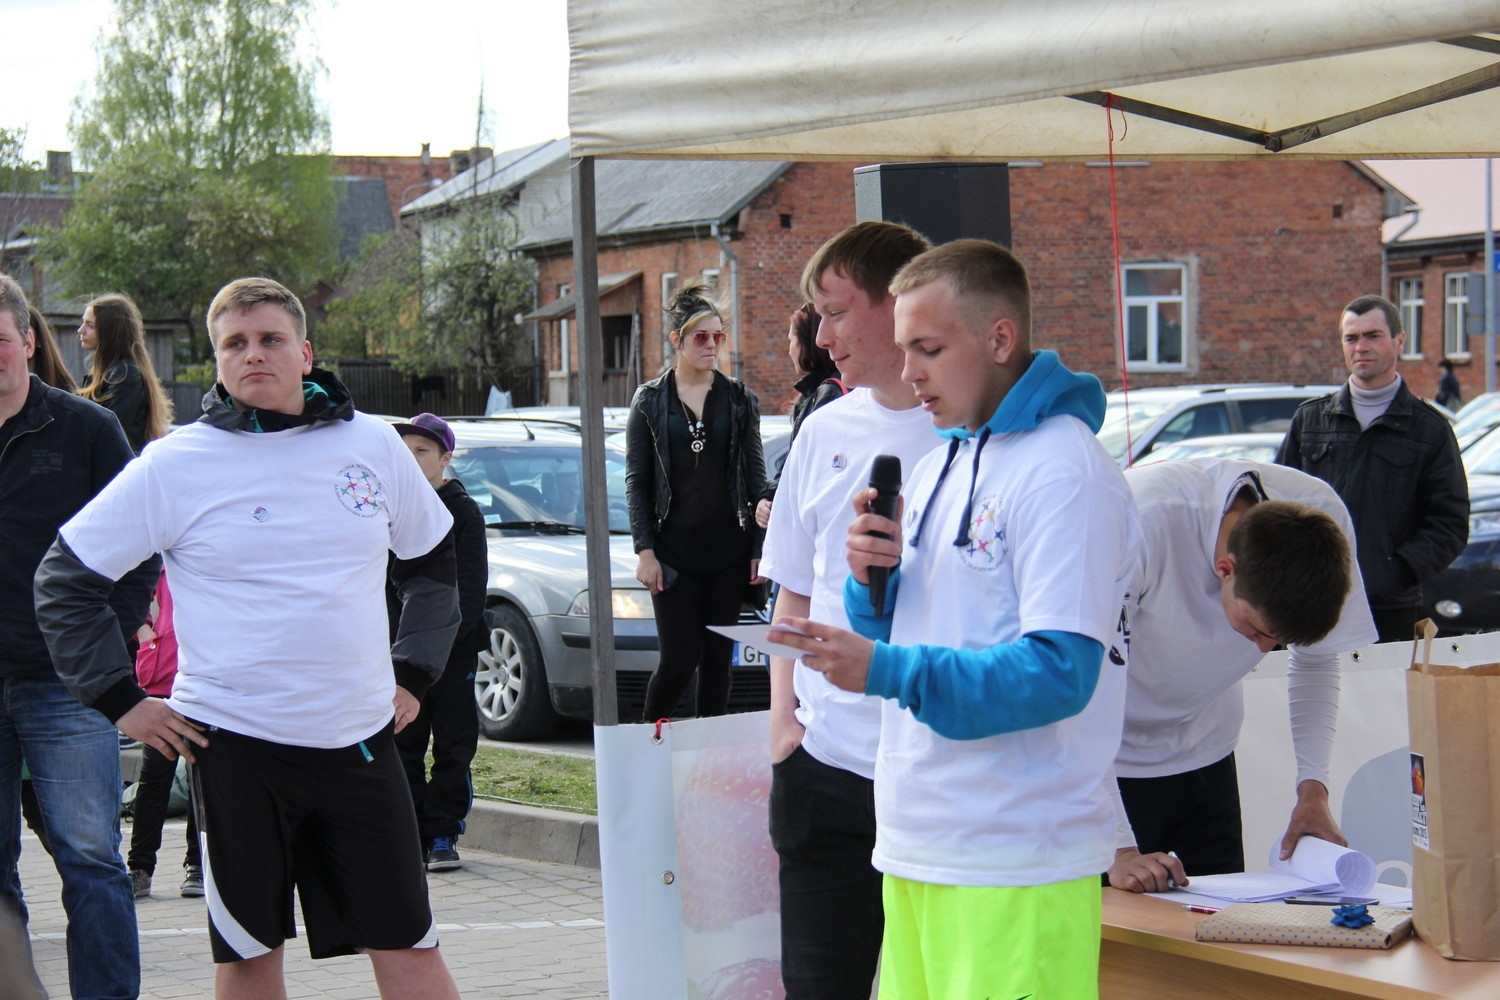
[391,413,488,870]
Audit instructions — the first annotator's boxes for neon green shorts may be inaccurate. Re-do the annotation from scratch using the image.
[878,873,1101,1000]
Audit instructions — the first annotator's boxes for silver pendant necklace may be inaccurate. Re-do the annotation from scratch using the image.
[682,397,706,454]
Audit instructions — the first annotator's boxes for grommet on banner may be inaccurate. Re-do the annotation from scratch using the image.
[652,718,672,744]
[661,870,675,885]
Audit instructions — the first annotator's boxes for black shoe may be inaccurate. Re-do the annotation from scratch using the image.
[180,865,204,898]
[131,869,152,899]
[426,836,461,872]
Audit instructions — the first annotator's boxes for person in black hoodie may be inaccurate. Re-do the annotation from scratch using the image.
[389,413,488,873]
[0,272,156,1000]
[77,293,173,454]
[626,278,767,721]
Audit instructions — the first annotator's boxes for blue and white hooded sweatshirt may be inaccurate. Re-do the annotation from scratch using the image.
[845,350,1140,887]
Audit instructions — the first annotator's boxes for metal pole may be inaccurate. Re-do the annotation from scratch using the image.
[1486,157,1496,395]
[571,156,618,727]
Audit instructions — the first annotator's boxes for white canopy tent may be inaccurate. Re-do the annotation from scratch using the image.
[565,0,1500,726]
[570,0,1500,161]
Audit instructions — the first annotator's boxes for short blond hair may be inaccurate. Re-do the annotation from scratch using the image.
[891,239,1032,343]
[207,277,306,345]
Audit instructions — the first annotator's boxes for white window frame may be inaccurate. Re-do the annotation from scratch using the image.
[556,283,572,375]
[1121,262,1190,373]
[1397,277,1424,358]
[1445,273,1470,359]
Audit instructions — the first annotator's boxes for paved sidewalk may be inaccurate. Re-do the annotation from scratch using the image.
[18,819,607,999]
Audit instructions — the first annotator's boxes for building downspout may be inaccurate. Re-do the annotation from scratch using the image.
[711,221,741,379]
[1383,208,1421,296]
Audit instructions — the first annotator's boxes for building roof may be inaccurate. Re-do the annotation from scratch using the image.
[0,193,73,241]
[521,271,643,321]
[335,177,396,260]
[401,139,571,215]
[516,158,789,251]
[1365,159,1500,245]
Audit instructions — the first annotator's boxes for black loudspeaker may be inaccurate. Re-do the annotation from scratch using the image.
[853,162,1011,248]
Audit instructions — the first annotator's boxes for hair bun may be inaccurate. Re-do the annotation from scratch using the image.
[664,277,722,334]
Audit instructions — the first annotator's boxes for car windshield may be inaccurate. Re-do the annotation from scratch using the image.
[1136,438,1280,465]
[1096,397,1180,459]
[449,444,630,533]
[1463,424,1500,477]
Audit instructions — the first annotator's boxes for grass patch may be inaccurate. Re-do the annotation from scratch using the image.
[459,745,597,815]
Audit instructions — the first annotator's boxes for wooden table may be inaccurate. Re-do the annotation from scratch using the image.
[1101,890,1500,1000]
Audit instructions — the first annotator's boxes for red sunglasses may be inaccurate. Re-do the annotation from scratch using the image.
[688,330,728,347]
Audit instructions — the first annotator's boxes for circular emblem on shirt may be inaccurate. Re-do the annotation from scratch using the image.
[334,463,387,517]
[831,452,847,472]
[956,493,1006,571]
[250,506,268,522]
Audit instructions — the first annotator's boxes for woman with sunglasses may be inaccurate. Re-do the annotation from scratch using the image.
[625,277,768,721]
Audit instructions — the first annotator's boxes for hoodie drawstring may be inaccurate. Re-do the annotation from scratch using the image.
[909,439,961,549]
[952,428,991,547]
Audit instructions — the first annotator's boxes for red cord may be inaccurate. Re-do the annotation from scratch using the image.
[653,717,671,742]
[1104,94,1134,466]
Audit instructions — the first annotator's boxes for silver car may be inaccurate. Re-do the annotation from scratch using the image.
[447,416,780,740]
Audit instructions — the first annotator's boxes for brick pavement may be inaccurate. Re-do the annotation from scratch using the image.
[18,819,607,999]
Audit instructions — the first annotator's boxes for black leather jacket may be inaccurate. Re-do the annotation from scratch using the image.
[1276,379,1468,609]
[625,369,766,556]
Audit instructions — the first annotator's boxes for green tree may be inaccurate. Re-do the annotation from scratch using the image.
[71,0,326,173]
[408,200,536,389]
[317,229,424,360]
[40,0,335,353]
[322,201,536,390]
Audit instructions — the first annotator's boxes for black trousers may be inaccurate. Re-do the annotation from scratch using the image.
[394,652,480,842]
[769,746,883,1000]
[1116,752,1244,877]
[128,743,200,874]
[644,562,747,721]
[1371,604,1424,645]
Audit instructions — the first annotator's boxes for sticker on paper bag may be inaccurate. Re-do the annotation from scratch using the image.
[1411,752,1429,851]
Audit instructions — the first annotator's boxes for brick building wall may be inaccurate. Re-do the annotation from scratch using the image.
[529,159,1387,410]
[1386,245,1487,404]
[333,153,453,224]
[1011,160,1385,392]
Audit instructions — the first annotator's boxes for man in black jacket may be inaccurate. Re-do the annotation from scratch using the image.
[1277,294,1468,643]
[0,272,154,1000]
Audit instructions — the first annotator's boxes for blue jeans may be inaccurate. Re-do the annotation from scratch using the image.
[0,672,140,1000]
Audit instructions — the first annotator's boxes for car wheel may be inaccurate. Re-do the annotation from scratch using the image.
[474,604,559,742]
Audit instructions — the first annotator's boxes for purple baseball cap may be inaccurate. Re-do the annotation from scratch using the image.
[394,412,455,453]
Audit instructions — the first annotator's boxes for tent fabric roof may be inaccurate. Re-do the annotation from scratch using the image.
[567,0,1500,161]
[515,159,789,249]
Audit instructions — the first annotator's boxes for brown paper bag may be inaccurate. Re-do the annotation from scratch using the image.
[1407,619,1500,960]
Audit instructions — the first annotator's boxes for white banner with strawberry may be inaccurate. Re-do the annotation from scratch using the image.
[595,711,782,1000]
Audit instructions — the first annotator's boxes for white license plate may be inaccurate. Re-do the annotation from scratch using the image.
[732,641,769,668]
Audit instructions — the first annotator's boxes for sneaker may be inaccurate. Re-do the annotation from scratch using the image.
[180,865,204,898]
[426,836,461,872]
[130,869,151,899]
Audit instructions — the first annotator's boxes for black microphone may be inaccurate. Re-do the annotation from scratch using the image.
[866,455,901,618]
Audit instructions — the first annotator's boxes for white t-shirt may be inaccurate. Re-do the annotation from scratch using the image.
[1117,458,1378,780]
[874,414,1138,887]
[759,388,939,778]
[60,414,453,748]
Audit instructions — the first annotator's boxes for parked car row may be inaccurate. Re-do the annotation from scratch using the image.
[438,411,792,741]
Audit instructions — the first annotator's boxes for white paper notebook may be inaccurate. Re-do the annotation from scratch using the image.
[1147,836,1377,904]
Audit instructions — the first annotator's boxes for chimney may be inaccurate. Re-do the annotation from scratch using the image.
[45,151,73,189]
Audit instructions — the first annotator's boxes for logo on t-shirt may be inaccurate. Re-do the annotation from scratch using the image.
[830,451,847,472]
[956,493,1006,571]
[251,506,268,522]
[334,463,387,517]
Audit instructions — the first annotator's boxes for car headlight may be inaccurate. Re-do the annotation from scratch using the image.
[568,588,656,619]
[1470,511,1500,539]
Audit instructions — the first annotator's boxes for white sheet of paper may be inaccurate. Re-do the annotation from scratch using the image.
[1268,835,1378,896]
[707,623,808,661]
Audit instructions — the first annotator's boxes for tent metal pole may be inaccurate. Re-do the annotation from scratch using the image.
[572,155,619,727]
